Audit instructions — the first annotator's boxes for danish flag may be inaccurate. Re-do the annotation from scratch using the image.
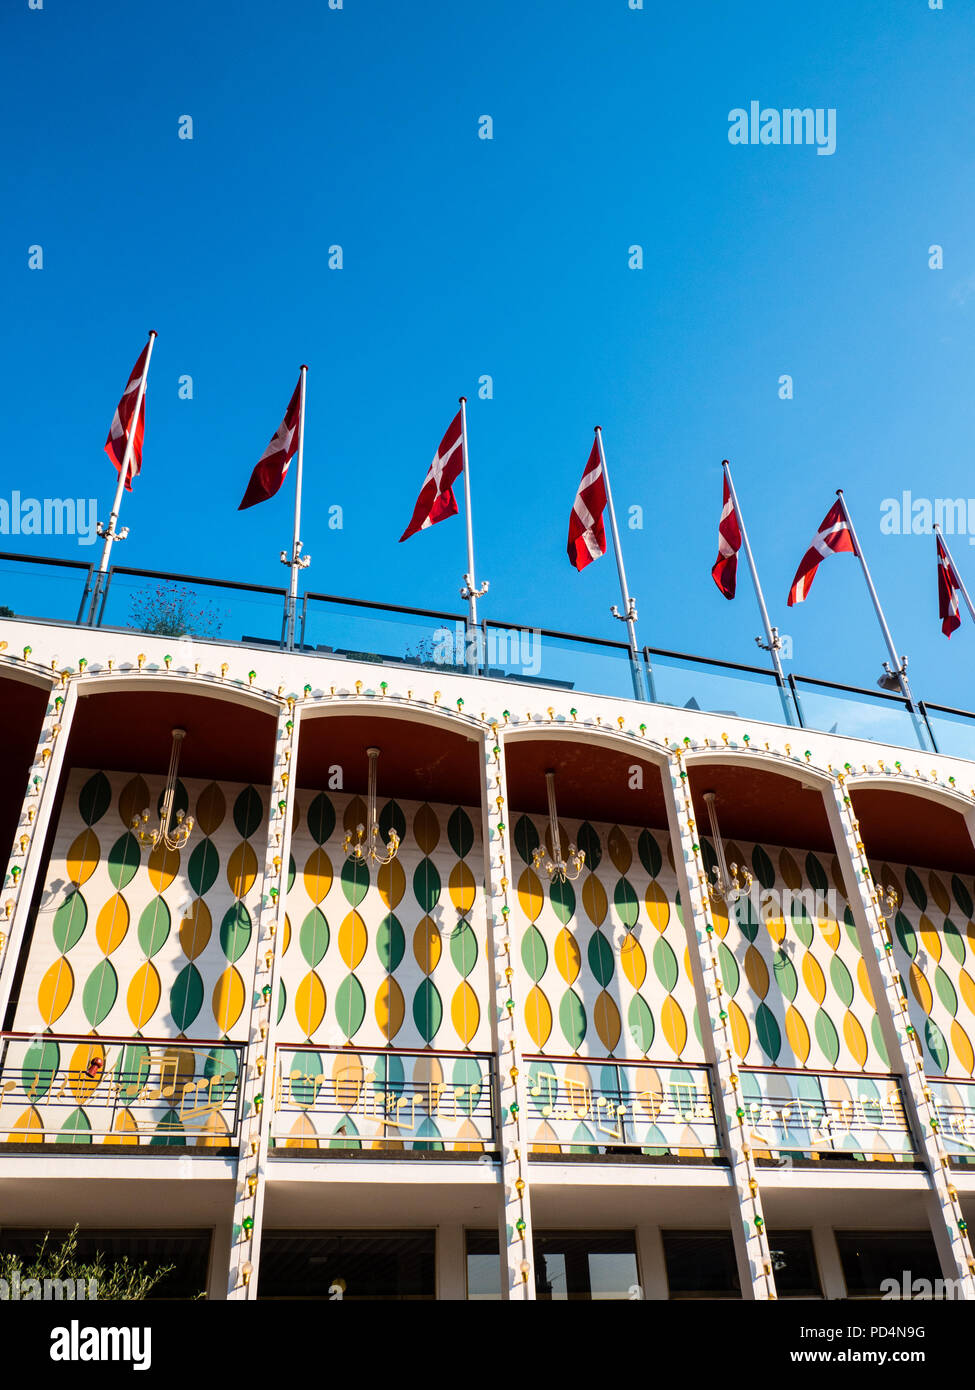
[399,409,464,541]
[238,375,303,510]
[937,531,962,637]
[104,342,151,491]
[711,468,742,599]
[787,499,856,606]
[567,437,607,570]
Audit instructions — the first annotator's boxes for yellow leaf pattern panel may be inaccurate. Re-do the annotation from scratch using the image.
[706,834,883,1072]
[14,769,264,1042]
[512,818,702,1063]
[884,862,975,1077]
[280,793,491,1052]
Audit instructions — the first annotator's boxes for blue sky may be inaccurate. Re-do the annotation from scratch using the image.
[4,0,975,713]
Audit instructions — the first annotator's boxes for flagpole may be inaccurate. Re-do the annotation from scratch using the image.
[835,488,931,749]
[935,523,975,624]
[86,330,156,625]
[722,460,795,725]
[458,396,488,674]
[284,365,309,651]
[594,426,646,701]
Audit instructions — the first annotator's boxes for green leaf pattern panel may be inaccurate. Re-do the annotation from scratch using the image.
[21,772,975,1119]
[14,769,263,1043]
[514,818,701,1062]
[713,841,882,1071]
[884,862,975,1078]
[280,794,491,1052]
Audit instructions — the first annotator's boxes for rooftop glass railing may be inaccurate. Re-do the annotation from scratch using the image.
[0,550,970,757]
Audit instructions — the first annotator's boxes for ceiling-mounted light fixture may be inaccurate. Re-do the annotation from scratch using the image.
[702,790,752,905]
[343,747,400,866]
[532,770,585,883]
[132,728,195,851]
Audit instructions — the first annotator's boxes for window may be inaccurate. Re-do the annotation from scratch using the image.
[663,1230,741,1299]
[465,1229,639,1300]
[835,1231,941,1298]
[258,1230,435,1300]
[0,1229,211,1300]
[767,1231,822,1298]
[466,1230,503,1300]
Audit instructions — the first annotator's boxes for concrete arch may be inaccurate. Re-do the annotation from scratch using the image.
[497,720,670,772]
[838,772,975,819]
[0,657,56,693]
[296,695,487,741]
[680,746,837,791]
[70,671,283,717]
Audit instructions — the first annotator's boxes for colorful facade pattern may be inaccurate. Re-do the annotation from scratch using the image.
[16,770,975,1155]
[700,836,886,1073]
[512,814,703,1063]
[880,860,975,1081]
[15,769,267,1044]
[278,790,492,1055]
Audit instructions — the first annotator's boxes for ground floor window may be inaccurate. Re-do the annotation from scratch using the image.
[767,1231,822,1298]
[258,1230,436,1300]
[835,1231,941,1298]
[0,1229,211,1299]
[662,1230,741,1298]
[465,1229,639,1300]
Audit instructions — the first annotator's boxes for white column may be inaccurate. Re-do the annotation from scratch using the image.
[0,671,75,1021]
[634,1222,669,1300]
[661,747,777,1299]
[810,1225,846,1300]
[437,1224,467,1301]
[482,725,536,1299]
[226,699,302,1299]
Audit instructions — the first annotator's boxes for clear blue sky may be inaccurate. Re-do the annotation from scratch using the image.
[4,0,975,710]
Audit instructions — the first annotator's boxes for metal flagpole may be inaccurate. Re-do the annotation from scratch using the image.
[594,427,646,701]
[283,365,309,651]
[834,489,931,750]
[722,460,796,726]
[934,523,975,625]
[458,396,488,674]
[86,330,157,625]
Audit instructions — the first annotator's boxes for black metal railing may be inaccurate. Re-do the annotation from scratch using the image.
[0,1032,246,1146]
[270,1044,497,1151]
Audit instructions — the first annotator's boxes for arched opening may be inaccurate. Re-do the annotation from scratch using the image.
[0,671,51,866]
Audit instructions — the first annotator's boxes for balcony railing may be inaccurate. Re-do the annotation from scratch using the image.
[523,1057,723,1158]
[1,549,971,755]
[739,1067,917,1163]
[0,1032,245,1146]
[270,1045,497,1152]
[925,1078,975,1162]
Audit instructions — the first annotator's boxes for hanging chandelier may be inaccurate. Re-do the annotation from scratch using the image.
[132,728,195,852]
[532,770,585,883]
[343,747,400,866]
[702,790,752,905]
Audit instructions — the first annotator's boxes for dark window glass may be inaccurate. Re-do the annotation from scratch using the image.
[465,1229,639,1300]
[0,1228,210,1300]
[767,1231,822,1298]
[466,1230,503,1300]
[835,1231,941,1298]
[259,1230,435,1300]
[663,1230,741,1298]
